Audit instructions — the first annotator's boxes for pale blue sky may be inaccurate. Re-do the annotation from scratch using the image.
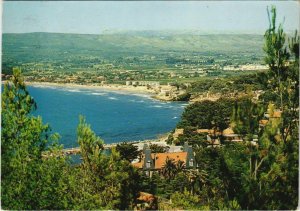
[2,1,299,34]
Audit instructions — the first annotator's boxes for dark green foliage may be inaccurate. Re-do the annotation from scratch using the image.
[259,90,279,105]
[116,142,140,162]
[149,143,168,153]
[178,98,234,131]
[77,115,104,171]
[2,62,14,75]
[218,7,299,209]
[161,157,177,181]
[1,70,142,210]
[174,92,191,101]
[264,6,289,77]
[263,6,290,110]
[231,98,265,137]
[1,68,70,209]
[176,126,207,146]
[188,73,265,95]
[170,189,201,210]
[76,118,141,210]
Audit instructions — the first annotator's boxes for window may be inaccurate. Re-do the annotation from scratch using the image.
[189,159,193,167]
[146,161,151,168]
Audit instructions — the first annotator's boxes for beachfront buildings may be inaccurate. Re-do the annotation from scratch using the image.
[125,81,160,87]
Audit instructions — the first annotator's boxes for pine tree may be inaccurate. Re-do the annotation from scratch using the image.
[1,68,69,209]
[263,6,290,111]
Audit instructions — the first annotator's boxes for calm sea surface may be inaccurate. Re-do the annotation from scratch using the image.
[26,85,187,148]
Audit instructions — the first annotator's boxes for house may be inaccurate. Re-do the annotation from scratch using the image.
[222,127,243,142]
[206,134,221,146]
[135,192,158,210]
[196,128,221,146]
[259,119,269,128]
[264,106,282,119]
[196,128,221,136]
[260,108,282,129]
[132,142,196,175]
[138,81,160,87]
[159,85,178,97]
[132,81,139,86]
[159,88,171,97]
[271,110,282,118]
[195,127,244,144]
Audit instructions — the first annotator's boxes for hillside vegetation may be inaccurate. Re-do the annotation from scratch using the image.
[3,32,264,67]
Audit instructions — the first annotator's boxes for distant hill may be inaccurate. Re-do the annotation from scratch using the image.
[2,32,264,64]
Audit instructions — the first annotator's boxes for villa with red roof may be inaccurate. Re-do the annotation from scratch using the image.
[132,142,195,174]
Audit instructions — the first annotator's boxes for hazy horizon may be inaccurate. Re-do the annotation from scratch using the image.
[2,1,299,35]
[0,30,269,35]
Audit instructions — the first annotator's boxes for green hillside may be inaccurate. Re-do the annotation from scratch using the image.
[2,32,264,64]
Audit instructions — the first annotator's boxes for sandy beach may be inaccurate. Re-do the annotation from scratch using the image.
[24,81,157,95]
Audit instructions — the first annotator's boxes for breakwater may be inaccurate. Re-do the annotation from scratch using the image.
[62,139,162,155]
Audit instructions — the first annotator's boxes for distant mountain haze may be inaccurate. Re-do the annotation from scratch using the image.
[2,32,265,64]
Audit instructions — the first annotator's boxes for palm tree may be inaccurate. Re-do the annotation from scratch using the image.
[161,157,177,180]
[176,160,186,173]
[185,169,208,194]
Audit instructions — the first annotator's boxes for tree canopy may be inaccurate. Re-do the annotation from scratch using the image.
[177,98,235,130]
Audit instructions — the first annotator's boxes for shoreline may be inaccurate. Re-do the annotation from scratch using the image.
[2,80,191,103]
[62,133,171,155]
[24,81,157,96]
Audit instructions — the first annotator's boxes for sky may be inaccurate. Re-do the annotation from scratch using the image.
[2,1,299,34]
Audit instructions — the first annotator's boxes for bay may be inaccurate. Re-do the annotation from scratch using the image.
[27,85,186,148]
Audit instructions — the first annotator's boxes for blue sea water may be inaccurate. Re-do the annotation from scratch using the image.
[25,85,187,148]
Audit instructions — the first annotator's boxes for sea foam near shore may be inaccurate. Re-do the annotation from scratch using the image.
[27,85,186,148]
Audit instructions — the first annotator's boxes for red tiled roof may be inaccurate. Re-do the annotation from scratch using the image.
[152,152,187,170]
[132,152,188,170]
[272,111,282,118]
[137,192,156,203]
[259,119,269,126]
[132,162,143,169]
